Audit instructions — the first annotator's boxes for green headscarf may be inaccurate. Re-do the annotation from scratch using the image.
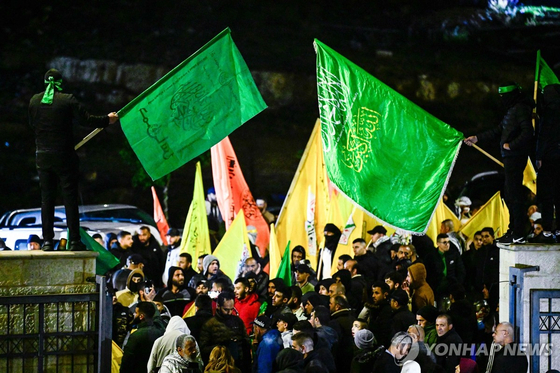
[41,75,63,105]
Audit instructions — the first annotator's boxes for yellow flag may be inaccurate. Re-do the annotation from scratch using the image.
[523,157,537,195]
[112,341,123,373]
[213,209,251,279]
[459,191,509,239]
[276,119,330,269]
[426,199,461,244]
[180,162,212,259]
[269,223,283,278]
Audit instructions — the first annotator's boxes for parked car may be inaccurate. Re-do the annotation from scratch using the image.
[0,204,162,250]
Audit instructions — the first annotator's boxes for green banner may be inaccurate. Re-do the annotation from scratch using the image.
[78,228,121,275]
[536,50,559,90]
[119,28,267,180]
[315,39,463,233]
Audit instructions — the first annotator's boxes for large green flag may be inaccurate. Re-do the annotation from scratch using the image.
[315,40,463,233]
[536,50,559,90]
[119,28,267,180]
[179,162,211,260]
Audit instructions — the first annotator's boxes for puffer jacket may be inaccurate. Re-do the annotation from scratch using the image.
[477,93,534,158]
[408,262,435,313]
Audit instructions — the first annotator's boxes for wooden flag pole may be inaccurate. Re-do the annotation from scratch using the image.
[74,128,104,150]
[471,143,504,168]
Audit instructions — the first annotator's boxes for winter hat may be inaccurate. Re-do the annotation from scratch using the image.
[354,329,376,349]
[417,305,439,324]
[203,255,219,274]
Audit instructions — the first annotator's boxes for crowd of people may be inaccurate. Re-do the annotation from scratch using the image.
[105,218,534,373]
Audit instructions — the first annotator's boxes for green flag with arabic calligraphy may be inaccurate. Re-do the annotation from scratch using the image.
[315,39,463,233]
[118,28,267,180]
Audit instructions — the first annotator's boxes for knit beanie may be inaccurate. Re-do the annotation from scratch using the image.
[203,255,219,275]
[354,329,375,349]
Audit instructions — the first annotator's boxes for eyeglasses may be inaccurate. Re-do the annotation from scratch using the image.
[438,241,450,245]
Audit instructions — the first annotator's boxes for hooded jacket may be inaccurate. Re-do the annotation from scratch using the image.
[201,255,233,291]
[147,316,191,372]
[407,263,435,313]
[115,268,145,307]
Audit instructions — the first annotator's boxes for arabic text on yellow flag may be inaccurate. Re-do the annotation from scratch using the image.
[180,162,211,259]
[276,119,330,269]
[213,209,251,280]
[523,157,537,195]
[459,191,509,239]
[426,199,462,245]
[269,223,282,279]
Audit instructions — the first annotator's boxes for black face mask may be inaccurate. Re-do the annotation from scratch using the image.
[500,91,519,109]
[129,279,143,293]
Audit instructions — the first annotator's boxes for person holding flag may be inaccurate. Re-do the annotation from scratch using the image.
[28,68,119,251]
[465,82,534,244]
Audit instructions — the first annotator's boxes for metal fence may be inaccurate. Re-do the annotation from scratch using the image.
[0,276,112,373]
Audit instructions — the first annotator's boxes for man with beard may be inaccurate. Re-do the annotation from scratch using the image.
[120,302,165,373]
[205,255,233,291]
[158,334,204,373]
[317,224,342,280]
[162,228,182,285]
[264,278,287,317]
[156,267,191,316]
[234,277,261,335]
[177,253,197,287]
[243,257,269,299]
[132,226,166,289]
[465,82,534,244]
[199,292,250,372]
[366,281,393,349]
[352,238,383,283]
[290,245,306,283]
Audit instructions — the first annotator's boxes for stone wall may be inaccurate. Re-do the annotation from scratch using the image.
[0,251,99,373]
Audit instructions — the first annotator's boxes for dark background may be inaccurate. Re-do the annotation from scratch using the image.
[1,0,559,227]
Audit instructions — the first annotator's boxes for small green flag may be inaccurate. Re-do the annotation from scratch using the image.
[276,241,292,287]
[79,228,121,275]
[314,40,463,233]
[119,28,267,180]
[536,50,559,90]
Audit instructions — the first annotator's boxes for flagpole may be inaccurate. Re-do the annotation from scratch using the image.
[75,128,104,150]
[533,50,541,130]
[471,143,504,168]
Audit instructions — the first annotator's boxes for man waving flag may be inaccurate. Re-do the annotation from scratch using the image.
[315,40,463,233]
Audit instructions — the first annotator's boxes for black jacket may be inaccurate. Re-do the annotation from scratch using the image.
[536,84,560,161]
[29,91,109,153]
[425,246,466,297]
[435,329,463,373]
[477,93,534,158]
